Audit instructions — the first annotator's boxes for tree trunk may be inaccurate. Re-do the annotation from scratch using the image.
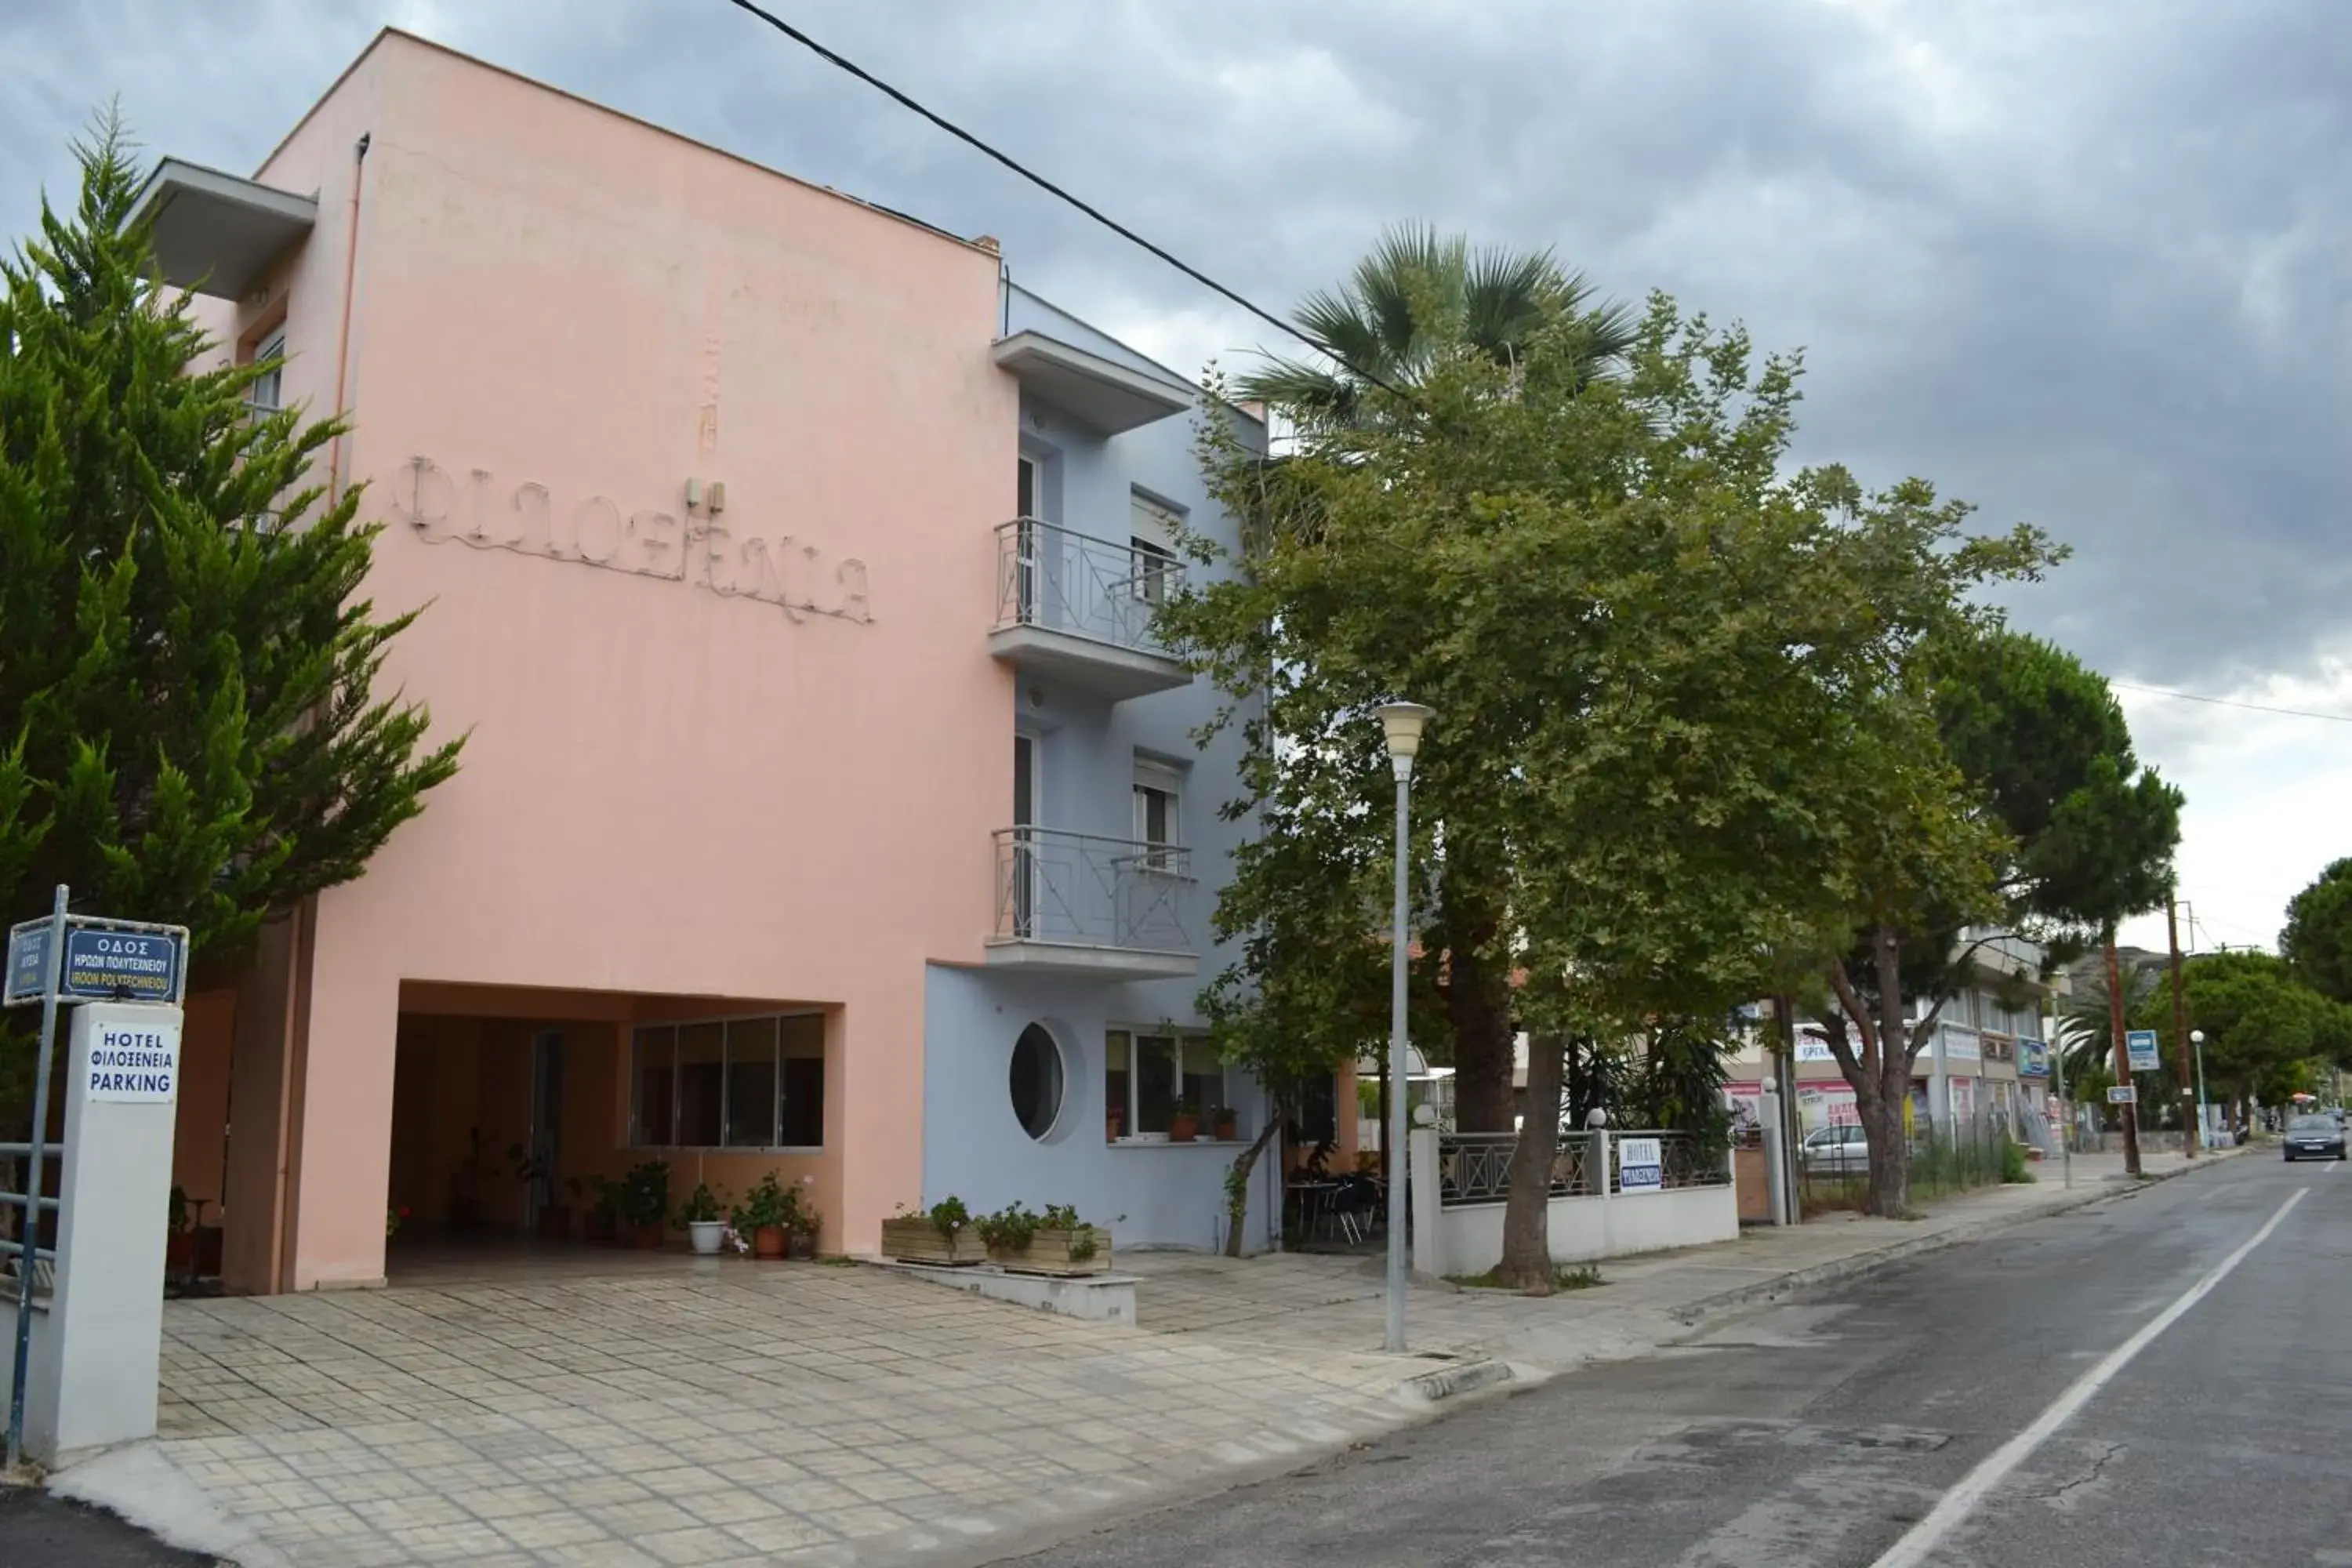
[1222,1109,1283,1258]
[1497,1033,1566,1290]
[1447,942,1516,1131]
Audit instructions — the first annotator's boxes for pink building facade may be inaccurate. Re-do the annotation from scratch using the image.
[136,30,1273,1293]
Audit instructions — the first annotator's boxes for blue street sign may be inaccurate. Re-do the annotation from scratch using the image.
[2125,1029,2161,1073]
[2018,1038,2050,1078]
[61,927,183,1004]
[3,924,49,1005]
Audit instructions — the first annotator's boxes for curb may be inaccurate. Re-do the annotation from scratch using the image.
[1665,1151,2239,1326]
[1398,1356,1514,1404]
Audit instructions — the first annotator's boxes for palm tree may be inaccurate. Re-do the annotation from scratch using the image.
[1238,224,1635,432]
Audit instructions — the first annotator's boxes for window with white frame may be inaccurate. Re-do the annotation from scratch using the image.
[248,328,285,414]
[630,1012,826,1149]
[1129,492,1180,604]
[1105,1028,1232,1138]
[1133,756,1183,868]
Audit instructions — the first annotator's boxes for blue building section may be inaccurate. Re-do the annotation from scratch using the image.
[918,285,1275,1254]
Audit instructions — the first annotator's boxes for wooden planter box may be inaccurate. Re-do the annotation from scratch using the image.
[989,1227,1112,1277]
[880,1218,985,1266]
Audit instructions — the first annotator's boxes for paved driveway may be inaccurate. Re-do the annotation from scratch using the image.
[147,1255,1421,1567]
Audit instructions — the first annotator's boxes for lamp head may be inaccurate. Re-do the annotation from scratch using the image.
[1377,701,1435,766]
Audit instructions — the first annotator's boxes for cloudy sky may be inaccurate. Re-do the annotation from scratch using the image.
[5,0,2348,955]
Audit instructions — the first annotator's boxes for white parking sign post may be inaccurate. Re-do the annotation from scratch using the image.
[2,888,187,1469]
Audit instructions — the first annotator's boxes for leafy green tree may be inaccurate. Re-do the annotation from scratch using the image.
[0,118,462,1109]
[1817,622,2182,1214]
[2282,858,2352,1004]
[1228,227,1638,1136]
[1170,292,2049,1276]
[2129,950,2351,1125]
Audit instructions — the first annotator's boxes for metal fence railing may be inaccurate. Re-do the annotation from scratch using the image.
[0,1145,59,1299]
[1436,1130,1599,1207]
[994,518,1183,655]
[1610,1129,1733,1192]
[992,826,1195,955]
[1795,1112,2025,1214]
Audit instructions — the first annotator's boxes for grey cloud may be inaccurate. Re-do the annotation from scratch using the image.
[6,0,2348,690]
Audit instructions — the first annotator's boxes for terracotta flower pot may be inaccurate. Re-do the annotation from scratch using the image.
[165,1232,195,1272]
[1170,1112,1200,1144]
[1107,1112,1123,1142]
[633,1221,666,1250]
[753,1225,787,1260]
[1212,1115,1237,1142]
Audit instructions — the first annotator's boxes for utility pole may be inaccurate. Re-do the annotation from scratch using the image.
[2106,938,2142,1177]
[2167,892,2198,1159]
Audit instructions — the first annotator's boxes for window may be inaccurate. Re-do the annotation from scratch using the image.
[248,329,285,414]
[1105,1028,1233,1139]
[629,1012,826,1149]
[1010,1024,1065,1141]
[1133,757,1182,868]
[1130,492,1180,604]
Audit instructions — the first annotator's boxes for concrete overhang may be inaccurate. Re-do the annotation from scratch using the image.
[129,158,317,300]
[993,331,1191,436]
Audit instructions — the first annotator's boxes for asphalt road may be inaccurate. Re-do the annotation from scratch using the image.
[0,1488,214,1567]
[1011,1152,2350,1568]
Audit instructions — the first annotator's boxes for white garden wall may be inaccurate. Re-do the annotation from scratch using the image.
[1407,1128,1740,1278]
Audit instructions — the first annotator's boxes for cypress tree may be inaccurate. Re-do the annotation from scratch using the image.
[0,113,462,1107]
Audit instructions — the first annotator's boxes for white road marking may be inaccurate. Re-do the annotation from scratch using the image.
[1871,1184,2310,1568]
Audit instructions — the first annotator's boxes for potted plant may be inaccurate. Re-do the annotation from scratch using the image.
[509,1142,571,1240]
[1106,1106,1124,1142]
[976,1201,1112,1276]
[679,1181,728,1255]
[1208,1105,1239,1142]
[784,1182,822,1261]
[880,1196,984,1265]
[621,1159,670,1249]
[731,1171,791,1259]
[448,1127,485,1230]
[1169,1098,1201,1143]
[165,1185,194,1274]
[582,1175,622,1244]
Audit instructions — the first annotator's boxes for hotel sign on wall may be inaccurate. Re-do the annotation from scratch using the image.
[389,457,873,626]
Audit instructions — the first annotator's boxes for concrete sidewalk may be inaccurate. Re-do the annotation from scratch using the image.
[1127,1145,2243,1377]
[54,1148,2239,1568]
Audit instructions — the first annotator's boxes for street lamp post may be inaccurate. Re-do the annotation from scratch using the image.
[1377,700,1432,1356]
[2191,1028,2209,1145]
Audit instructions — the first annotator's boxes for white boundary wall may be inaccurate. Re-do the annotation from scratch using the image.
[1408,1127,1740,1278]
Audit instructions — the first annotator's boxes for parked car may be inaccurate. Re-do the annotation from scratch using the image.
[2281,1113,2347,1162]
[1800,1123,1871,1173]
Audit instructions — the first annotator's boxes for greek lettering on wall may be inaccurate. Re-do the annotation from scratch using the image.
[389,457,874,626]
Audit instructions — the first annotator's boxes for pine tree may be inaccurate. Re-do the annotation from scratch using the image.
[0,113,462,1105]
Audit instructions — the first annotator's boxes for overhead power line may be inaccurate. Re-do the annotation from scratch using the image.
[717,0,1405,397]
[2108,681,2352,725]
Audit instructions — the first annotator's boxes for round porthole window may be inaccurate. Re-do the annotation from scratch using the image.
[1010,1024,1065,1142]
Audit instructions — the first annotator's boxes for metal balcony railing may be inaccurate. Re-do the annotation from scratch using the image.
[993,826,1195,954]
[994,518,1183,656]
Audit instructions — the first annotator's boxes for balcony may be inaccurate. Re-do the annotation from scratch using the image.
[990,520,1192,700]
[987,827,1198,980]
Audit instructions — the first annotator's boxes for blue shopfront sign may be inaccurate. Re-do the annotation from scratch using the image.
[2017,1037,2049,1078]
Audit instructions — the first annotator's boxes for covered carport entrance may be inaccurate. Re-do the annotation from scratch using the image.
[385,980,841,1283]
